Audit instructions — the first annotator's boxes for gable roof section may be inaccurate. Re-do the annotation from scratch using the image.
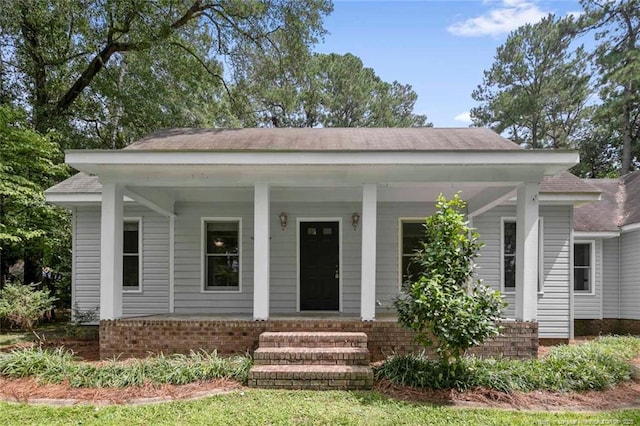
[574,171,640,232]
[124,127,520,151]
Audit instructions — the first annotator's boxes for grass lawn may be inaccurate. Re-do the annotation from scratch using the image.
[0,390,639,425]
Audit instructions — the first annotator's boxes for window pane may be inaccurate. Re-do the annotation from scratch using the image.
[401,256,422,284]
[504,256,516,288]
[207,222,239,254]
[123,256,139,288]
[574,267,590,291]
[123,222,139,254]
[504,222,516,255]
[206,255,239,288]
[574,243,590,267]
[402,222,424,255]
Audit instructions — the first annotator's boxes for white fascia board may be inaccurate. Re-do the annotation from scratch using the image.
[45,192,133,205]
[574,231,620,239]
[65,149,579,168]
[506,193,601,205]
[621,223,640,233]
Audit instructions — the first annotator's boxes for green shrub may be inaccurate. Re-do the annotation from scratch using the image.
[395,194,505,364]
[0,347,252,387]
[0,282,57,342]
[375,336,640,393]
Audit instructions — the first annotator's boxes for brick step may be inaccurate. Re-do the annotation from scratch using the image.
[247,365,373,390]
[253,347,370,365]
[258,332,368,348]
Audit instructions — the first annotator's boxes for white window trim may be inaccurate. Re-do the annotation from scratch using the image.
[574,240,596,296]
[123,217,143,294]
[500,217,516,293]
[201,217,243,294]
[296,217,343,313]
[501,216,544,294]
[397,217,425,290]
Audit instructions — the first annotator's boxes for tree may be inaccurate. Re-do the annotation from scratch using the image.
[394,194,505,365]
[0,0,332,146]
[471,14,591,149]
[234,51,430,127]
[580,0,640,174]
[0,105,68,286]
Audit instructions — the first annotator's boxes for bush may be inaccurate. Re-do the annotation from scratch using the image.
[395,194,505,364]
[0,347,253,387]
[0,282,56,342]
[375,336,640,393]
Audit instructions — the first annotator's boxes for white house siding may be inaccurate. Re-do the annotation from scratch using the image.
[474,205,572,338]
[173,202,253,314]
[620,230,640,319]
[574,238,603,319]
[602,237,621,318]
[73,205,170,318]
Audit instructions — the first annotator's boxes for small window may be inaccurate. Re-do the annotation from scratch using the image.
[123,219,141,291]
[501,218,544,292]
[503,220,517,291]
[574,242,593,293]
[204,220,240,291]
[400,221,425,284]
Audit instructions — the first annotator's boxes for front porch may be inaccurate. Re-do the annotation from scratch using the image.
[100,315,538,361]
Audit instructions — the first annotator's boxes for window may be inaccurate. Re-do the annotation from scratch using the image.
[123,219,141,291]
[203,220,240,291]
[502,220,517,291]
[574,242,593,293]
[399,220,425,285]
[501,218,544,292]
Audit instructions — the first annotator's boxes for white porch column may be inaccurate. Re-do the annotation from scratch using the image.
[515,182,539,321]
[360,184,377,321]
[253,183,270,320]
[100,183,124,320]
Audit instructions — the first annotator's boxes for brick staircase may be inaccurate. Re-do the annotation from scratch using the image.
[247,332,374,390]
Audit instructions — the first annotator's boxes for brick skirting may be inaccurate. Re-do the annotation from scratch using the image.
[100,318,538,361]
[575,319,640,336]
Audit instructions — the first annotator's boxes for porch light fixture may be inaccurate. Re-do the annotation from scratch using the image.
[352,212,360,230]
[279,212,288,230]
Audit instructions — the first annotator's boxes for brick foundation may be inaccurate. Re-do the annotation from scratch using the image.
[100,318,537,361]
[575,319,640,336]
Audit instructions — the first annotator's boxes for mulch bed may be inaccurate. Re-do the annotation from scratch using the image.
[2,337,640,409]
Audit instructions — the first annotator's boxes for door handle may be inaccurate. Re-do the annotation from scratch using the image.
[335,265,339,279]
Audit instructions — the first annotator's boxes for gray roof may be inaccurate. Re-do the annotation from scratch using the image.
[574,171,640,232]
[124,127,521,151]
[45,172,101,194]
[539,172,600,194]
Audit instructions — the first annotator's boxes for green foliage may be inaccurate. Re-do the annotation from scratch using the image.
[0,282,57,340]
[0,347,252,387]
[394,194,505,364]
[472,14,591,150]
[375,336,640,393]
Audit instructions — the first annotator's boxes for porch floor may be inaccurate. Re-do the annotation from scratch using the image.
[122,312,400,322]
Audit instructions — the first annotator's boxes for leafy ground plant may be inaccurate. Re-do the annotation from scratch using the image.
[375,335,640,393]
[0,282,57,343]
[0,347,252,387]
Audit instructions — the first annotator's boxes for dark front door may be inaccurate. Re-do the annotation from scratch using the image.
[300,221,339,311]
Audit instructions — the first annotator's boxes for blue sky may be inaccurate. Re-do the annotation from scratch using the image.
[315,0,583,127]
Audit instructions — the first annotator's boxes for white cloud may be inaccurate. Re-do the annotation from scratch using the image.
[454,112,472,123]
[447,0,549,37]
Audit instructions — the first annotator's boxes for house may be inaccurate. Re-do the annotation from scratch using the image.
[573,171,640,335]
[45,128,601,359]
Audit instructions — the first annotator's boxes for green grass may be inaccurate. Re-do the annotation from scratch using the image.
[376,336,640,393]
[0,390,638,425]
[0,347,253,386]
